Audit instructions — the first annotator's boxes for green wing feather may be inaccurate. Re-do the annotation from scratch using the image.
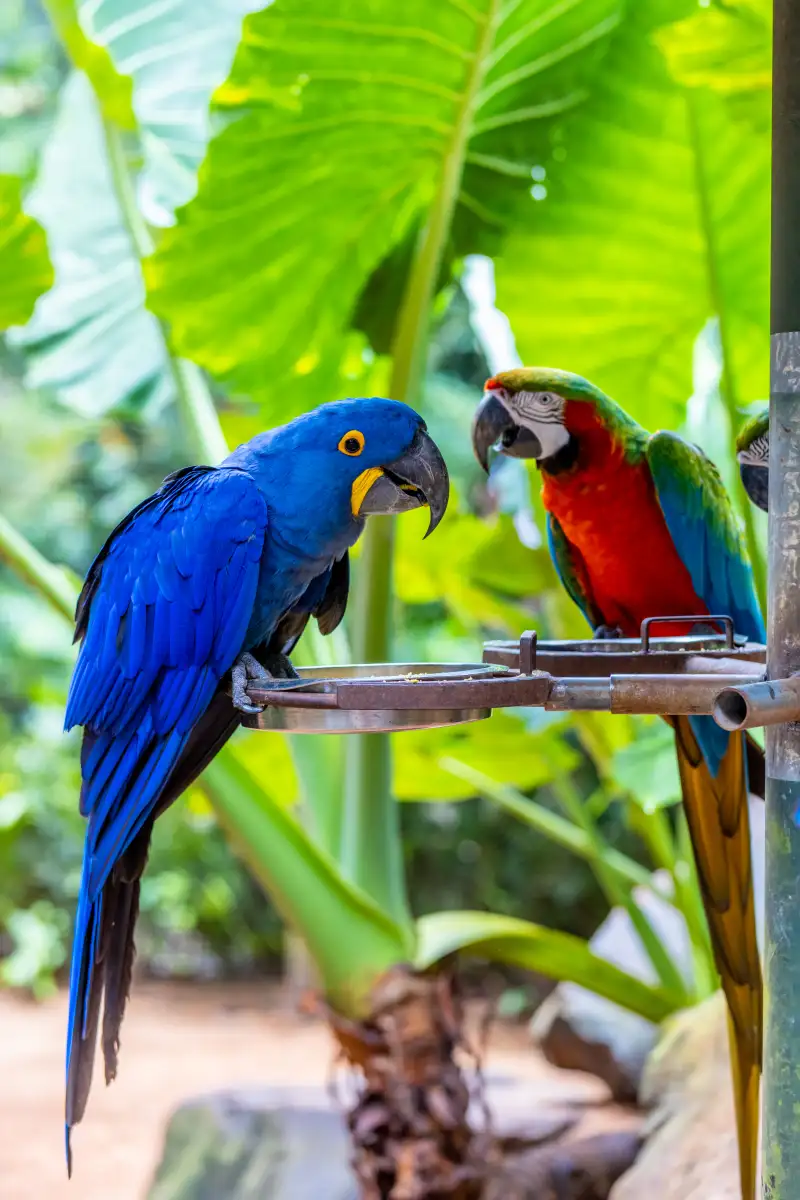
[546,514,603,629]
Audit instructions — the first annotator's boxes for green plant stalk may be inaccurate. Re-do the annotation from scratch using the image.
[686,91,767,612]
[101,119,227,466]
[290,626,348,858]
[439,758,654,891]
[675,807,718,997]
[203,753,412,1015]
[632,803,715,993]
[341,0,500,925]
[0,513,77,622]
[552,777,691,1002]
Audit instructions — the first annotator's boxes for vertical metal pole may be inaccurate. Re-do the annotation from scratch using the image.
[763,4,800,1195]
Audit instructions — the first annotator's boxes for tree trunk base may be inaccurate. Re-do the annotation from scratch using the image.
[330,965,488,1200]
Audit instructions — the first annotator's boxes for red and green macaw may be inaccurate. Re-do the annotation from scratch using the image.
[473,367,764,1199]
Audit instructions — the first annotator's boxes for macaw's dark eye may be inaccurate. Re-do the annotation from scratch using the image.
[339,430,365,456]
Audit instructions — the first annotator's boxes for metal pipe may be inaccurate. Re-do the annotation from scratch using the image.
[713,677,800,732]
[544,678,610,711]
[610,674,764,716]
[763,3,800,1186]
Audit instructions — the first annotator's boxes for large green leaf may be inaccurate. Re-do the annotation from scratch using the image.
[0,175,53,328]
[41,0,136,128]
[494,0,769,429]
[9,0,255,421]
[8,73,174,418]
[78,0,258,216]
[393,712,577,803]
[147,0,622,409]
[203,753,412,1014]
[416,910,680,1021]
[657,0,770,131]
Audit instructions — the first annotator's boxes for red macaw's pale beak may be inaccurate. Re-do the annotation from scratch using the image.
[472,390,542,471]
[354,426,450,538]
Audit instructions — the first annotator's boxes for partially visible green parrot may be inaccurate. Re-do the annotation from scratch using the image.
[737,408,769,512]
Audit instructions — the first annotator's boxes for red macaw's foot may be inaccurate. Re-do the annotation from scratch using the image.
[592,624,625,640]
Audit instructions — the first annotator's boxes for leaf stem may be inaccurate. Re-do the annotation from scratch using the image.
[552,776,691,1002]
[341,0,501,926]
[0,513,78,622]
[101,118,228,466]
[686,91,767,612]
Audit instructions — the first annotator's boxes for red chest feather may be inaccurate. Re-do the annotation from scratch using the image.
[542,415,705,636]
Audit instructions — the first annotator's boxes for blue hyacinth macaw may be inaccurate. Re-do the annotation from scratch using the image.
[64,398,448,1169]
[472,367,765,1199]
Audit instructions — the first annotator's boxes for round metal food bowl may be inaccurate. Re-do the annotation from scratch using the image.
[241,662,543,735]
[483,616,766,679]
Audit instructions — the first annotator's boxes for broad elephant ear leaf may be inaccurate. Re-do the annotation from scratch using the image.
[7,0,255,419]
[145,0,622,415]
[0,175,53,328]
[8,73,174,419]
[78,0,260,217]
[494,0,767,432]
[493,0,769,430]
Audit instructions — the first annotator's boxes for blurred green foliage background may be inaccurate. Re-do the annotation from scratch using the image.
[0,0,770,997]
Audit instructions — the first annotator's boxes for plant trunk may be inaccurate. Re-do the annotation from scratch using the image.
[330,965,487,1199]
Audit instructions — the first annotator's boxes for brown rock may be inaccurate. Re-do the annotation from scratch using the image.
[610,991,750,1200]
[488,1131,642,1199]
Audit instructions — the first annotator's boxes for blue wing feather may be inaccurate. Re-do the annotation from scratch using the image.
[646,431,765,775]
[65,465,267,1160]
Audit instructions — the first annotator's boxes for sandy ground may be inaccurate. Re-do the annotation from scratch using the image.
[0,980,614,1200]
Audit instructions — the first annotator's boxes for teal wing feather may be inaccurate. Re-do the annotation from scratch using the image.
[546,513,603,629]
[646,430,765,775]
[645,431,765,645]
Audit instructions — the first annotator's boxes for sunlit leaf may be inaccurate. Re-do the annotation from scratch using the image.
[43,0,136,127]
[0,174,53,328]
[611,722,681,813]
[147,0,622,408]
[8,73,174,418]
[78,0,259,217]
[416,909,680,1021]
[657,0,770,131]
[9,0,257,419]
[394,711,577,802]
[494,0,769,425]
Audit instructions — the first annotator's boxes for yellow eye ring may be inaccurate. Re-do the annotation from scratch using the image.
[338,429,365,456]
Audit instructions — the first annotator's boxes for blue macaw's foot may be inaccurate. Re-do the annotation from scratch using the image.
[593,624,624,640]
[229,651,298,714]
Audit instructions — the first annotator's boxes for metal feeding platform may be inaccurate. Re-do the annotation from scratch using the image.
[241,615,782,735]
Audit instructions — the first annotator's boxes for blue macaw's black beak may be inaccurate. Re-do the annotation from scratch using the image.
[471,391,542,472]
[740,463,769,512]
[359,426,450,537]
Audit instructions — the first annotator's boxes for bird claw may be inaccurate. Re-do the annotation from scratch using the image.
[593,624,624,641]
[230,652,273,714]
[229,651,299,713]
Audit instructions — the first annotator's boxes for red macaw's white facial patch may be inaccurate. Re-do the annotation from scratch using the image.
[505,389,570,460]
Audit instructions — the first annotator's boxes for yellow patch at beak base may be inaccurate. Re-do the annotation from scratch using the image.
[351,467,384,517]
